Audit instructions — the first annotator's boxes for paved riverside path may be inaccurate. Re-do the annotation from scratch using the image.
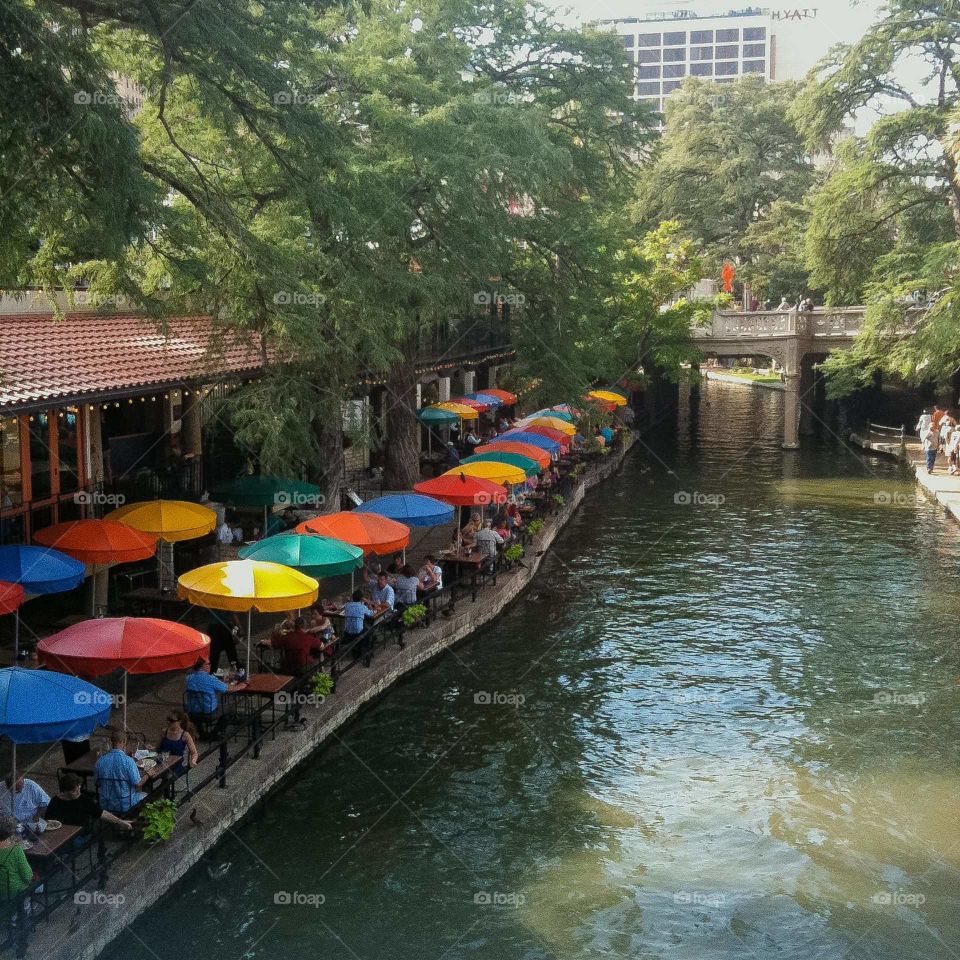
[25,436,635,960]
[851,429,960,522]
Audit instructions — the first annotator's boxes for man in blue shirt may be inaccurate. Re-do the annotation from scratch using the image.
[343,590,374,666]
[370,573,395,610]
[95,730,146,814]
[185,657,229,721]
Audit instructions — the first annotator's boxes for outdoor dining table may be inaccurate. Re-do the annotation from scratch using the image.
[25,824,84,867]
[225,672,296,729]
[439,550,490,601]
[62,749,182,798]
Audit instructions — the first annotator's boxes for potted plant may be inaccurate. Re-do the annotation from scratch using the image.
[142,799,177,843]
[552,494,565,508]
[527,519,544,537]
[503,544,525,567]
[311,672,335,699]
[401,603,428,628]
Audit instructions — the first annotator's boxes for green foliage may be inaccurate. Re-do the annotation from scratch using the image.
[552,494,565,507]
[311,673,335,699]
[142,799,177,842]
[526,519,545,536]
[401,604,428,627]
[503,544,524,564]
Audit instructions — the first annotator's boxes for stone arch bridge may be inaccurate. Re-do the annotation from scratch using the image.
[693,307,867,448]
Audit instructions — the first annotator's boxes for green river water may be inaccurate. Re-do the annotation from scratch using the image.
[104,382,960,960]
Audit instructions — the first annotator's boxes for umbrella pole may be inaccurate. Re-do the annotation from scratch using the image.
[10,742,15,820]
[123,673,128,732]
[263,505,268,538]
[246,609,252,676]
[13,611,19,659]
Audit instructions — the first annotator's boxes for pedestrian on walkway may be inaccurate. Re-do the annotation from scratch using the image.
[916,408,932,438]
[932,405,945,431]
[923,421,941,474]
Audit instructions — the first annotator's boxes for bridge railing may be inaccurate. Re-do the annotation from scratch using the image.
[692,307,867,340]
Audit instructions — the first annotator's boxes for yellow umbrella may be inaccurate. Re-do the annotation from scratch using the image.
[443,461,527,487]
[178,559,319,674]
[525,417,577,436]
[106,500,217,542]
[434,402,480,420]
[588,390,628,407]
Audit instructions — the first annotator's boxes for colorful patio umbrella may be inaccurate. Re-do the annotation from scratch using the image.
[443,461,526,487]
[0,667,112,818]
[353,494,455,528]
[521,425,571,448]
[451,397,489,412]
[106,499,217,542]
[211,475,324,534]
[499,431,562,454]
[463,393,503,408]
[462,452,541,479]
[433,402,480,420]
[34,519,157,565]
[483,389,518,405]
[474,441,551,469]
[296,512,410,556]
[587,389,628,407]
[178,560,319,673]
[38,618,210,729]
[0,583,24,617]
[530,409,575,423]
[524,417,577,436]
[0,546,86,656]
[551,404,581,417]
[239,533,363,579]
[416,407,458,424]
[413,474,508,507]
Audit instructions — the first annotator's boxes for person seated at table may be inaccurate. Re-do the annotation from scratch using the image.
[95,730,147,815]
[0,774,49,826]
[460,513,481,548]
[185,657,230,725]
[464,428,482,450]
[217,518,234,546]
[493,515,512,543]
[370,572,395,611]
[46,773,133,833]
[270,616,323,674]
[157,711,199,776]
[272,611,296,639]
[418,556,442,593]
[306,606,336,644]
[385,553,404,576]
[446,442,460,467]
[393,564,420,609]
[473,519,504,560]
[343,591,375,667]
[0,822,33,903]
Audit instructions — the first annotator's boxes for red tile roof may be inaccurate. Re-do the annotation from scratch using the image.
[0,313,264,411]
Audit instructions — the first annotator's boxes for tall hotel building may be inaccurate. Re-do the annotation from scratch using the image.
[605,6,781,117]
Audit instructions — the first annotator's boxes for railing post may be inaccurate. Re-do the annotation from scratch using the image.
[218,740,228,788]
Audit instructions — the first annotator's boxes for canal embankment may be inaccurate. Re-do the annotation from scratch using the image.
[850,429,960,522]
[33,434,638,960]
[704,370,784,391]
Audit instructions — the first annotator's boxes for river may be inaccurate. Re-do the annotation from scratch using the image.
[105,382,960,960]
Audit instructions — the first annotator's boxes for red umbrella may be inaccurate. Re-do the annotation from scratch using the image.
[483,389,517,405]
[523,425,571,448]
[296,512,410,556]
[34,519,157,565]
[0,583,24,616]
[414,474,508,507]
[452,396,489,412]
[38,617,210,728]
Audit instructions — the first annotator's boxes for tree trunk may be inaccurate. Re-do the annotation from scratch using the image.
[310,409,344,514]
[383,335,421,491]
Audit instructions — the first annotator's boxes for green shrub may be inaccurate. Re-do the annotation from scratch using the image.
[401,603,428,627]
[503,544,525,564]
[552,494,565,507]
[527,519,544,536]
[311,672,335,699]
[142,799,177,842]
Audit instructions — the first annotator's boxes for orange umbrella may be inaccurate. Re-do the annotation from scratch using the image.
[483,389,518,404]
[34,519,157,565]
[0,583,24,617]
[474,441,551,469]
[296,512,410,556]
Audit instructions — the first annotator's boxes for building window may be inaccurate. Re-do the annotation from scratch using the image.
[637,33,662,46]
[715,77,735,84]
[716,28,739,42]
[690,46,713,61]
[743,60,766,74]
[690,63,713,77]
[662,80,683,93]
[715,61,738,76]
[636,81,661,96]
[743,43,766,58]
[663,63,686,78]
[0,420,23,510]
[664,31,686,45]
[743,27,766,41]
[28,414,52,501]
[715,45,738,59]
[622,35,634,48]
[663,48,685,62]
[638,65,661,79]
[690,30,713,43]
[638,49,662,63]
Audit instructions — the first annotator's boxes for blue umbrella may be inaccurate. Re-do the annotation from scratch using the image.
[601,427,615,444]
[500,431,562,454]
[463,392,503,408]
[354,494,455,528]
[0,667,112,818]
[0,546,86,656]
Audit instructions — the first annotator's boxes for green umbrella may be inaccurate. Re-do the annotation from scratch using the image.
[211,474,324,533]
[461,452,541,479]
[417,407,458,455]
[238,533,363,578]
